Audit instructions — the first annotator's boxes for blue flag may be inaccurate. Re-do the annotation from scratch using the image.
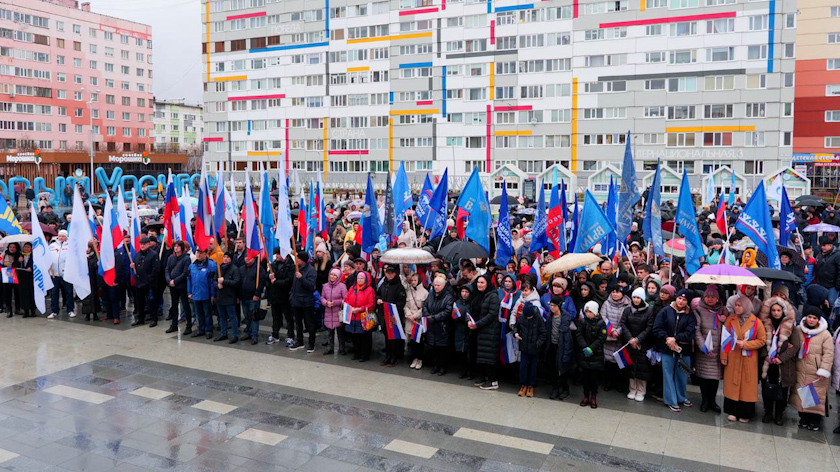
[559,179,568,252]
[676,169,704,274]
[643,161,664,257]
[728,169,736,207]
[530,179,548,254]
[427,169,449,240]
[457,167,491,252]
[617,131,640,243]
[573,190,616,254]
[0,194,22,235]
[416,173,434,227]
[393,162,411,236]
[362,173,382,254]
[495,182,513,265]
[260,170,276,257]
[568,194,580,252]
[605,177,618,257]
[780,185,796,247]
[384,172,395,238]
[736,181,780,269]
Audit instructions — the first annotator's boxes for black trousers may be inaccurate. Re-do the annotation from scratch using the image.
[763,387,789,416]
[294,306,318,348]
[353,332,372,360]
[4,283,18,314]
[18,279,33,316]
[581,369,600,396]
[270,300,290,338]
[102,284,121,320]
[799,412,822,427]
[477,363,496,383]
[134,286,153,323]
[698,378,720,407]
[168,287,192,330]
[546,344,570,391]
[409,340,424,360]
[430,345,448,370]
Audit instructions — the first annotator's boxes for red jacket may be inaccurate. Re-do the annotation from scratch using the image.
[344,271,375,322]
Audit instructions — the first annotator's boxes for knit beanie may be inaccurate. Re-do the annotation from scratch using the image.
[584,300,599,315]
[631,287,646,300]
[660,284,676,298]
[703,284,719,299]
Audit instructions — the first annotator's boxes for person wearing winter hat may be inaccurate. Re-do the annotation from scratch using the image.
[693,285,727,413]
[760,299,799,426]
[601,284,631,392]
[813,235,840,306]
[515,302,548,398]
[320,267,348,355]
[619,287,655,401]
[547,295,575,400]
[645,279,662,304]
[653,288,697,412]
[792,306,834,431]
[575,300,607,408]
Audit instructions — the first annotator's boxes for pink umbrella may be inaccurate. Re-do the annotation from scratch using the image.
[664,238,685,257]
[686,265,766,287]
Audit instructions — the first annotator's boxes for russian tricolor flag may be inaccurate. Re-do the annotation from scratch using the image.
[700,330,714,355]
[613,344,634,369]
[721,326,736,353]
[163,171,180,248]
[605,319,614,337]
[410,317,426,343]
[529,257,542,290]
[768,333,778,360]
[500,324,516,365]
[340,303,353,324]
[243,172,262,261]
[383,303,405,340]
[194,161,214,251]
[451,303,462,320]
[179,184,195,249]
[799,382,822,409]
[97,196,122,286]
[213,166,227,238]
[742,325,755,357]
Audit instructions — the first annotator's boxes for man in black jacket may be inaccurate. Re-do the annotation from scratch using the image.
[240,255,267,345]
[267,248,295,346]
[130,237,160,327]
[289,252,317,352]
[165,241,193,335]
[815,235,840,305]
[215,252,241,343]
[377,265,407,367]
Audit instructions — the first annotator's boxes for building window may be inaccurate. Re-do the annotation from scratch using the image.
[744,160,764,174]
[744,131,765,147]
[703,132,732,146]
[826,137,840,148]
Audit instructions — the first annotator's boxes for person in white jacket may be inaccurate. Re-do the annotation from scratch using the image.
[48,230,75,318]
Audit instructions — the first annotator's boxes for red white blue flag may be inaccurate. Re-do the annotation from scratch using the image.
[451,303,462,320]
[741,325,756,357]
[163,171,180,248]
[97,196,122,286]
[700,330,714,355]
[721,326,736,353]
[613,344,634,369]
[383,303,405,340]
[410,317,426,343]
[341,303,353,324]
[500,324,516,365]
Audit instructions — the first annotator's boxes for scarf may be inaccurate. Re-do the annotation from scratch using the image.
[800,325,817,359]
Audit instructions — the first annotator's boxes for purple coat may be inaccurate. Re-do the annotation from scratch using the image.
[321,269,348,329]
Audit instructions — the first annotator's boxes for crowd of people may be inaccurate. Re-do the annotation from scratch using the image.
[4,193,840,432]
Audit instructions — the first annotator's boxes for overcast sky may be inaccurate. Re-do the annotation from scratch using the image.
[88,0,203,105]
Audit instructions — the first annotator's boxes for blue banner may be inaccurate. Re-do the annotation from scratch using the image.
[617,131,640,243]
[573,190,615,254]
[495,183,513,266]
[736,181,780,269]
[643,161,663,257]
[676,169,704,274]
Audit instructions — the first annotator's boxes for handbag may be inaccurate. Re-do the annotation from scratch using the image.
[251,306,268,321]
[677,354,694,375]
[762,380,785,401]
[362,309,378,331]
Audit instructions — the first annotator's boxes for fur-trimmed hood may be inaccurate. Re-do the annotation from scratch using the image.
[758,296,796,346]
[800,316,828,336]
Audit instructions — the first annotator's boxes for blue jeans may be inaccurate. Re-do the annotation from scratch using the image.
[519,352,539,386]
[218,304,237,338]
[50,277,74,314]
[661,352,690,407]
[829,288,839,307]
[194,299,212,334]
[242,299,259,340]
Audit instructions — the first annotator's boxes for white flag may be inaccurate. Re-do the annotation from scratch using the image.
[65,186,93,299]
[30,203,53,314]
[226,173,238,222]
[275,161,293,257]
[115,187,129,235]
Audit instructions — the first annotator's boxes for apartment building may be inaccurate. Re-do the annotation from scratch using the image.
[153,100,204,155]
[201,0,796,194]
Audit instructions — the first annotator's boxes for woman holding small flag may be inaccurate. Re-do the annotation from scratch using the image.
[453,285,473,379]
[693,285,727,413]
[377,265,407,367]
[469,274,501,391]
[721,296,765,423]
[791,307,834,431]
[422,274,455,375]
[575,300,607,408]
[760,300,799,425]
[403,273,428,370]
[619,288,654,402]
[652,289,696,413]
[344,272,376,362]
[601,285,631,393]
[320,268,348,355]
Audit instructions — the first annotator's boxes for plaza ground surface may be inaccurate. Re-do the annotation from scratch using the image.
[1,312,839,472]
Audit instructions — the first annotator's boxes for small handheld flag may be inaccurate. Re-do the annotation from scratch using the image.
[340,303,353,325]
[721,326,736,353]
[1,267,17,284]
[613,344,634,369]
[768,333,779,360]
[383,303,406,340]
[410,317,426,343]
[452,303,462,320]
[605,319,614,337]
[500,324,517,365]
[798,382,821,409]
[742,325,755,357]
[800,333,814,359]
[700,330,714,355]
[467,313,476,325]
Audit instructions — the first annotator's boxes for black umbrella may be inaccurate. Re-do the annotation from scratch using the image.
[490,194,518,205]
[438,240,489,261]
[748,267,803,283]
[756,245,805,268]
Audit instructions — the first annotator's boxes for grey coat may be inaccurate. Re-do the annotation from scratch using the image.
[694,300,726,380]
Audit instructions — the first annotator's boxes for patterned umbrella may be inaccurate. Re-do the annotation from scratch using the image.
[685,265,766,287]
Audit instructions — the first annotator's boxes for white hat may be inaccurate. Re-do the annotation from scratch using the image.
[58,229,68,237]
[632,287,646,300]
[583,300,599,314]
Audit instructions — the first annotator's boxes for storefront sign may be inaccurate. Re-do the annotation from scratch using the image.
[6,151,41,164]
[107,152,151,165]
[636,149,744,159]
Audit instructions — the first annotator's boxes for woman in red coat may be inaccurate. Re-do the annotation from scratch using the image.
[344,271,376,362]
